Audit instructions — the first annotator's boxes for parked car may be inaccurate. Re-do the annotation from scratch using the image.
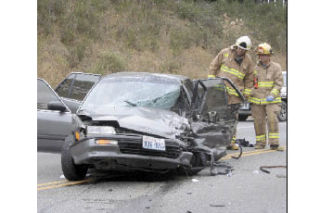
[238,101,251,121]
[277,71,287,121]
[59,72,245,180]
[37,79,77,152]
[55,72,101,113]
[238,71,287,121]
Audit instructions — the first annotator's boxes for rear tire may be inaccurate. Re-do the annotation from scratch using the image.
[278,101,287,122]
[61,136,88,181]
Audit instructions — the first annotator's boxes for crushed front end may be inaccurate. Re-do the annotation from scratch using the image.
[70,132,193,172]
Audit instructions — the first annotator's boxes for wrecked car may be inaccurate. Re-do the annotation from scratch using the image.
[61,72,244,180]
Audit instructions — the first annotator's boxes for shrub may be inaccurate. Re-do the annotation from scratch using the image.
[65,39,89,68]
[93,52,127,74]
[38,0,66,35]
[74,0,100,40]
[170,28,194,54]
[160,59,181,74]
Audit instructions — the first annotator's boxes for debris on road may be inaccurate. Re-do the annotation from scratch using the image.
[210,161,233,176]
[210,204,225,208]
[231,145,243,159]
[192,179,199,183]
[236,138,254,147]
[226,171,233,177]
[260,165,286,174]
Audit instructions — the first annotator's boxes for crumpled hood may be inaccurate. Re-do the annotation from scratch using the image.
[85,106,190,139]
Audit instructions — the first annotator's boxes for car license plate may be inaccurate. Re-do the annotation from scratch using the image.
[142,136,166,151]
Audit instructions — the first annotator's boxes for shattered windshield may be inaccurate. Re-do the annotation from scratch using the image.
[80,76,181,113]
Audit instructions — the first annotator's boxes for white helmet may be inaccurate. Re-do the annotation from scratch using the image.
[235,36,252,50]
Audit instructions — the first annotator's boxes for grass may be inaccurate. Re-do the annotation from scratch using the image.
[91,51,127,75]
[38,0,287,86]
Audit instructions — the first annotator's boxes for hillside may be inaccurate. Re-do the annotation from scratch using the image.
[38,0,287,86]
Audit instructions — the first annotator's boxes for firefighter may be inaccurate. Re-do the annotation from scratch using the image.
[208,36,255,150]
[249,43,283,150]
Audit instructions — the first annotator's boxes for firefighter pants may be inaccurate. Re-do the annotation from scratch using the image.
[251,103,281,146]
[230,104,240,144]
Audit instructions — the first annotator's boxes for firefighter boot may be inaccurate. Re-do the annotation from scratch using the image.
[270,144,285,151]
[255,142,266,149]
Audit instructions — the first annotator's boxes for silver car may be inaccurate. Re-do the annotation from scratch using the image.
[37,79,76,152]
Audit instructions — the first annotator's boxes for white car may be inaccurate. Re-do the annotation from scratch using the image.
[278,71,287,121]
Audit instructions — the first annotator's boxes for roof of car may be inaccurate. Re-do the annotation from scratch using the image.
[103,71,189,82]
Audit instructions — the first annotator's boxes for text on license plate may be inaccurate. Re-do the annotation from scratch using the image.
[142,136,166,151]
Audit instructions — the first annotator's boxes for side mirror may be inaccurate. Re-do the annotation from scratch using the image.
[47,101,67,112]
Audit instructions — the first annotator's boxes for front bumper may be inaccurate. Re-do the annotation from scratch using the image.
[70,136,193,171]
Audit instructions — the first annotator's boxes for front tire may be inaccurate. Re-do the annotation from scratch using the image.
[177,152,206,176]
[61,136,88,181]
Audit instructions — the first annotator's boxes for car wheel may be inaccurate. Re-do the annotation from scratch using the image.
[61,135,88,181]
[238,114,248,121]
[178,152,206,176]
[278,101,287,122]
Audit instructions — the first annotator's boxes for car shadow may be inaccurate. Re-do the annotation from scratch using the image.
[86,170,185,184]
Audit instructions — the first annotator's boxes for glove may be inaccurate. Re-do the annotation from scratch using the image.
[266,96,274,102]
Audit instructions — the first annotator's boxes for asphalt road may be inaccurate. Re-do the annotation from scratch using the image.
[37,119,287,213]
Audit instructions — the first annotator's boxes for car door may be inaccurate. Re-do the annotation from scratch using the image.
[37,79,74,153]
[190,77,244,148]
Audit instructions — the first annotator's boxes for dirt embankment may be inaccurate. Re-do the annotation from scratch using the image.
[38,0,287,86]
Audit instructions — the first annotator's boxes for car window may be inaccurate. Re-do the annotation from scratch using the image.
[37,79,62,110]
[68,74,100,101]
[202,79,228,112]
[55,73,76,98]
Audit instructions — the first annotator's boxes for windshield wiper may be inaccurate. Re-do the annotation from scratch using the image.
[123,100,137,106]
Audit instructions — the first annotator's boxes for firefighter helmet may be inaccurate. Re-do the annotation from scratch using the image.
[235,36,252,50]
[256,43,273,55]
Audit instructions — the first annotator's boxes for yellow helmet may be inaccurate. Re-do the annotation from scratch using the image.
[256,43,273,55]
[235,36,252,50]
